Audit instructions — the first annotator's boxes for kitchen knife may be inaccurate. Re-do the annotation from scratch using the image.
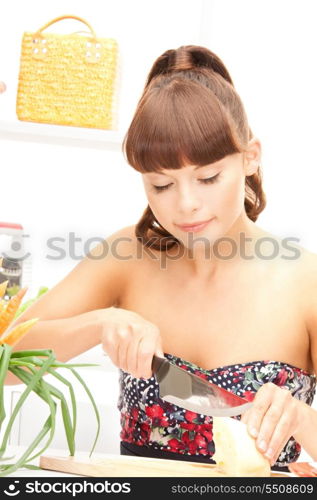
[151,355,253,417]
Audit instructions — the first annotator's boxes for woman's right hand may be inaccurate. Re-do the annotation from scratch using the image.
[96,307,164,379]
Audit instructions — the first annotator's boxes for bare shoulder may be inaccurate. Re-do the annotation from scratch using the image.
[256,226,315,278]
[295,245,317,289]
[283,238,317,288]
[283,241,317,326]
[85,223,141,282]
[87,224,139,260]
[256,230,317,353]
[294,246,317,372]
[251,227,317,303]
[15,224,140,322]
[85,222,148,297]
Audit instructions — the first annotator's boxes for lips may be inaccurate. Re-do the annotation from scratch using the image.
[175,217,214,232]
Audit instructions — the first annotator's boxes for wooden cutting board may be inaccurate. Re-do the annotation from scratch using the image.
[40,453,288,477]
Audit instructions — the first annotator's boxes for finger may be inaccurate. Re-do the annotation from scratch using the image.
[265,419,290,466]
[240,408,252,426]
[266,397,296,464]
[103,328,120,367]
[155,346,164,358]
[245,383,275,441]
[289,462,317,477]
[256,390,291,456]
[117,327,132,372]
[270,446,284,467]
[154,337,164,358]
[126,332,142,377]
[137,335,156,379]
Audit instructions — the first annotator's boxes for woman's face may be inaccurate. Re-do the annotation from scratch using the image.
[142,152,253,251]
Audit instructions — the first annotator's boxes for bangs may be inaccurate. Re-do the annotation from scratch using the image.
[122,77,245,173]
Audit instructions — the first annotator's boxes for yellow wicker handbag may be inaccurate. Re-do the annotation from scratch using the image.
[16,15,119,129]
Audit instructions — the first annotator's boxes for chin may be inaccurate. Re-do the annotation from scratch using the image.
[181,231,217,252]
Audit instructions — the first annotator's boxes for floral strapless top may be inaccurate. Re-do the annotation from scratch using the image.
[117,354,316,468]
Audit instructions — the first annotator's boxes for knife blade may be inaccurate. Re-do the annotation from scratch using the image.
[151,355,253,417]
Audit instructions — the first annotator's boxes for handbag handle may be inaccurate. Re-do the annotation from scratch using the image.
[36,15,97,39]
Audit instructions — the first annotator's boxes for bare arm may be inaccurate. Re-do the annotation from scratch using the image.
[4,225,135,384]
[5,224,164,384]
[293,251,317,459]
[241,251,317,463]
[293,401,317,461]
[4,309,106,385]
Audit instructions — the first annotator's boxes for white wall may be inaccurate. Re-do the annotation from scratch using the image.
[200,0,317,463]
[0,0,206,294]
[0,0,207,378]
[4,370,122,455]
[1,0,317,461]
[201,0,317,250]
[1,0,316,291]
[0,0,208,456]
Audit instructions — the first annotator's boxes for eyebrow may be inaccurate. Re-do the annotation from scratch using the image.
[194,165,208,170]
[151,164,216,177]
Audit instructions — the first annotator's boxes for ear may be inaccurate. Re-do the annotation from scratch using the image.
[243,137,262,176]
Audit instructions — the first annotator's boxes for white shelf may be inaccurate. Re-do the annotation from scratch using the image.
[0,120,125,151]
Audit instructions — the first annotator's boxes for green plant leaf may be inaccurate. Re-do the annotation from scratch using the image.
[0,345,101,476]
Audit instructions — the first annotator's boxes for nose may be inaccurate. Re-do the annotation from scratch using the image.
[176,184,203,214]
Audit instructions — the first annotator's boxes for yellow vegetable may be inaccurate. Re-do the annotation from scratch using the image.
[0,287,27,336]
[213,416,271,477]
[0,279,38,346]
[0,273,100,478]
[0,280,9,300]
[0,318,39,346]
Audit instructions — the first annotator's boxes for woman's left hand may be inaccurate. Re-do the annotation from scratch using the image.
[240,382,306,465]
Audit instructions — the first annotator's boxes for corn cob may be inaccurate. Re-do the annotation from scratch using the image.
[0,287,28,336]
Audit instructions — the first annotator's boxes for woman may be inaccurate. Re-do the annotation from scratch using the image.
[6,45,317,473]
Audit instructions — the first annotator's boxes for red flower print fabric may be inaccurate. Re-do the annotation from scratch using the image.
[117,354,316,469]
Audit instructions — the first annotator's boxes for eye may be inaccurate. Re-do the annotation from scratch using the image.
[153,183,172,192]
[152,173,220,193]
[200,173,220,184]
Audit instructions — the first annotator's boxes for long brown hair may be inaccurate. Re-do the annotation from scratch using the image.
[122,45,266,251]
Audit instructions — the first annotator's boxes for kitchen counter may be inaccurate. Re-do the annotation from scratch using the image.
[1,446,93,477]
[6,446,317,478]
